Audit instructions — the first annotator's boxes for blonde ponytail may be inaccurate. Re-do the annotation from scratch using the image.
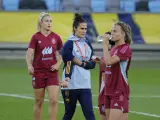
[37,12,50,32]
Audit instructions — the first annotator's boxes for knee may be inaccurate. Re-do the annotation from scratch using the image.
[34,98,44,108]
[49,98,58,106]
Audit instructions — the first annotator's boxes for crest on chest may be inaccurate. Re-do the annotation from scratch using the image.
[51,38,56,44]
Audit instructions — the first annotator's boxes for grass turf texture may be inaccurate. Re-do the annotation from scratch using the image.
[0,60,160,120]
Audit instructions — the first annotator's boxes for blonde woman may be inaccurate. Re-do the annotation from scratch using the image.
[26,12,63,120]
[103,22,132,120]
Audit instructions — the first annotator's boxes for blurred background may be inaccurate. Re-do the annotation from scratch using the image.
[0,0,160,120]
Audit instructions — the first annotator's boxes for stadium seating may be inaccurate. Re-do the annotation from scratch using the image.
[45,0,56,11]
[148,0,160,13]
[46,0,61,11]
[3,0,19,11]
[61,0,76,12]
[91,0,106,12]
[2,0,160,13]
[120,0,136,12]
[77,0,92,13]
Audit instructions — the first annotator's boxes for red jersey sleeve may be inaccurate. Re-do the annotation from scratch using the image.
[116,45,132,61]
[57,35,63,50]
[28,35,37,49]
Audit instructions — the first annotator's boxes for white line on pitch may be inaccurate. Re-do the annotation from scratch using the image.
[91,94,160,98]
[5,93,160,98]
[0,93,160,118]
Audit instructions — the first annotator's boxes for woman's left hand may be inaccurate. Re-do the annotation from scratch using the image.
[50,62,60,71]
[91,55,101,63]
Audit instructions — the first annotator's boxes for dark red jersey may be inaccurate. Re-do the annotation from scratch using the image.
[28,32,63,72]
[104,44,132,98]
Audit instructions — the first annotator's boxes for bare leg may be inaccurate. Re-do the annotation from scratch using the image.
[108,109,123,120]
[34,88,45,120]
[100,114,107,120]
[47,85,59,120]
[119,113,128,120]
[105,109,110,120]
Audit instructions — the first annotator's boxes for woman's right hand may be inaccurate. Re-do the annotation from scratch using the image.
[61,77,70,88]
[28,65,34,75]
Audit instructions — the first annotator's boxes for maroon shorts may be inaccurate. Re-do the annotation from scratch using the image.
[99,105,105,116]
[32,72,59,89]
[104,94,129,113]
[98,89,105,115]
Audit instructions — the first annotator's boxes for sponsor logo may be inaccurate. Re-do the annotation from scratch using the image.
[42,57,53,60]
[51,38,56,44]
[114,103,119,107]
[38,41,41,43]
[42,46,52,55]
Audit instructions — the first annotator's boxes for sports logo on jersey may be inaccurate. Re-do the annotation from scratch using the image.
[42,46,52,55]
[114,103,119,107]
[51,38,56,44]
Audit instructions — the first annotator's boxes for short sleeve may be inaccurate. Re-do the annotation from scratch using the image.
[57,35,63,50]
[28,35,37,49]
[116,45,132,61]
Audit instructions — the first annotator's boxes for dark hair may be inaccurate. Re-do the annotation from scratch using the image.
[73,13,86,34]
[115,21,132,45]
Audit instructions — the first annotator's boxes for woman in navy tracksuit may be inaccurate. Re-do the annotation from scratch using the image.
[61,14,96,120]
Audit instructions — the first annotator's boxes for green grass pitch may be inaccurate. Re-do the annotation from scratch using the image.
[0,60,160,120]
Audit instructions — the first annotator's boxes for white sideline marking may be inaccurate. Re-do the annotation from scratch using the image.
[0,93,160,118]
[92,94,160,98]
[6,94,160,99]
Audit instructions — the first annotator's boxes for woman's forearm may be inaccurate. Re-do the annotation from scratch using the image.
[73,57,82,66]
[103,41,111,65]
[26,49,34,67]
[57,53,62,66]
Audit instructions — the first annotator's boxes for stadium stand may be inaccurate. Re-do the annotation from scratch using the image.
[107,0,120,11]
[78,0,92,13]
[120,0,136,12]
[148,0,160,13]
[91,0,106,12]
[1,0,160,13]
[19,0,47,10]
[3,0,19,11]
[61,0,76,12]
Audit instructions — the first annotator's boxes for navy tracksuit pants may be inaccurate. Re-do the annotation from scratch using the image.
[61,89,95,120]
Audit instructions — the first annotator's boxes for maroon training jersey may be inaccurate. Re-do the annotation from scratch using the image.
[99,57,105,91]
[104,44,132,98]
[98,57,105,106]
[28,32,63,72]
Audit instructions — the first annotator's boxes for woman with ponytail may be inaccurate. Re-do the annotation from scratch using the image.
[26,12,63,120]
[61,13,96,120]
[102,21,132,120]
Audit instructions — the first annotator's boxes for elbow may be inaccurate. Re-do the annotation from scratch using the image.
[104,60,112,66]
